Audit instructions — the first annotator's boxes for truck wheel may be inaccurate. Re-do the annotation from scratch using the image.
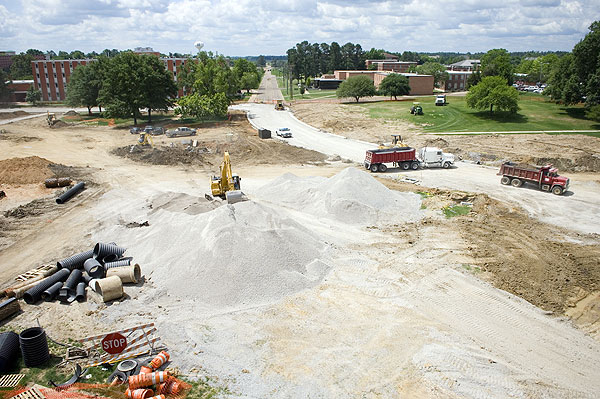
[443,162,450,169]
[511,178,522,187]
[411,162,419,170]
[402,162,410,170]
[500,176,510,185]
[370,164,379,173]
[378,164,387,172]
[552,186,563,195]
[364,163,370,170]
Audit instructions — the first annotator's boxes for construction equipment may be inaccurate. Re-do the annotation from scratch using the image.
[498,162,569,195]
[275,100,285,111]
[211,152,244,203]
[47,111,57,126]
[379,134,407,149]
[138,132,153,146]
[410,103,423,115]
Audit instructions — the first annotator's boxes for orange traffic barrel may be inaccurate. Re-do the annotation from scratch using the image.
[149,351,170,369]
[140,365,153,374]
[157,377,181,395]
[145,396,165,399]
[128,371,169,389]
[125,389,154,399]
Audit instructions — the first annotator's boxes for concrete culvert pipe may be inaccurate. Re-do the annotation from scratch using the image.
[56,182,85,204]
[23,268,70,304]
[105,259,132,269]
[57,249,93,270]
[84,258,105,279]
[106,264,141,284]
[0,331,20,374]
[96,276,123,302]
[19,327,50,367]
[94,243,126,259]
[41,282,63,301]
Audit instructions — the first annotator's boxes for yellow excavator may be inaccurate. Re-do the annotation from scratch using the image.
[275,100,285,110]
[138,132,153,146]
[379,134,407,149]
[211,152,244,203]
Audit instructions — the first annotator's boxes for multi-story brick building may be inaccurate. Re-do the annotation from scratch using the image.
[372,61,417,73]
[31,56,189,102]
[332,70,434,95]
[444,70,471,92]
[447,59,480,72]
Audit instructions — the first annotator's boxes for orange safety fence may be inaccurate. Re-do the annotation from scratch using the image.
[1,379,191,399]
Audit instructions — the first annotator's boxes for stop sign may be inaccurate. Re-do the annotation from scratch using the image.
[101,332,127,354]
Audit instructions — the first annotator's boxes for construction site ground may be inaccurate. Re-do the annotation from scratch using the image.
[0,107,599,398]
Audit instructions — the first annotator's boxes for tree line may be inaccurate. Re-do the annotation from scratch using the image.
[63,51,262,125]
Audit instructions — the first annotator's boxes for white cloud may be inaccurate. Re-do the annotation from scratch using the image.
[2,0,597,55]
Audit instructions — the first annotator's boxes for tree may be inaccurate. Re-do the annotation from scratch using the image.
[466,76,519,114]
[99,52,176,125]
[467,71,481,89]
[0,69,11,101]
[240,72,259,93]
[66,61,104,114]
[175,92,228,121]
[336,75,376,102]
[415,62,449,88]
[378,73,410,100]
[481,49,514,85]
[25,86,41,105]
[9,54,34,79]
[257,55,266,67]
[585,104,600,122]
[70,50,85,59]
[26,49,44,57]
[573,21,600,107]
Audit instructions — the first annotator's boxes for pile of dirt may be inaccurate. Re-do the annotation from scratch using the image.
[0,111,29,120]
[0,156,54,184]
[0,130,42,142]
[3,198,52,219]
[458,195,600,313]
[50,120,69,128]
[64,110,79,116]
[111,145,208,166]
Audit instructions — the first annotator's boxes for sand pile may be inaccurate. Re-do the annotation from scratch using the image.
[0,156,54,184]
[254,167,422,225]
[103,198,330,308]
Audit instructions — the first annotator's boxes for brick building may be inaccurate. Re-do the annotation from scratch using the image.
[332,70,434,95]
[372,61,417,73]
[31,56,189,101]
[444,70,471,92]
[5,80,34,102]
[447,59,480,71]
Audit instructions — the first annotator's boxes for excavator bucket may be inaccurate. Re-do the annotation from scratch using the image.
[225,190,246,204]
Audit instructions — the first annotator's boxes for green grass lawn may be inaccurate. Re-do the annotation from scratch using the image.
[356,93,600,135]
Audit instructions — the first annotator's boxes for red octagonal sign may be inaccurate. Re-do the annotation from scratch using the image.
[101,333,127,355]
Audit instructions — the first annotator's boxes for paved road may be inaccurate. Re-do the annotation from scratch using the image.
[250,69,284,103]
[231,102,600,235]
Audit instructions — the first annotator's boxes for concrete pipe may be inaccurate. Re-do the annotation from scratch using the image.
[106,264,141,284]
[96,276,123,302]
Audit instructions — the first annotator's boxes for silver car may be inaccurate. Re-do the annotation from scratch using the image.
[166,127,197,138]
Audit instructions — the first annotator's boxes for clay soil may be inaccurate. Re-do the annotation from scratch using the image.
[291,102,600,173]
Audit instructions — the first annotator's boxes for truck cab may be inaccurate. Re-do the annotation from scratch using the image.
[418,147,454,168]
[435,95,447,106]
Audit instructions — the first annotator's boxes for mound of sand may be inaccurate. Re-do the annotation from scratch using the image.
[0,156,54,185]
[255,167,423,225]
[107,199,330,308]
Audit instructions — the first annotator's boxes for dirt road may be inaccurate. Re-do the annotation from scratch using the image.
[249,69,284,103]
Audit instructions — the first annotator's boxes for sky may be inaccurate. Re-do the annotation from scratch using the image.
[0,0,597,56]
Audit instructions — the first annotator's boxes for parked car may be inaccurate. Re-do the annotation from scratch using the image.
[166,127,197,138]
[144,125,154,133]
[151,127,165,135]
[130,127,143,134]
[276,127,292,138]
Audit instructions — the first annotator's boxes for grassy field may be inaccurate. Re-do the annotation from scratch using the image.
[355,93,600,135]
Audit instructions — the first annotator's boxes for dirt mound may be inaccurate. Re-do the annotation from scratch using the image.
[112,145,207,166]
[0,156,54,184]
[3,198,52,218]
[524,155,600,173]
[64,110,79,116]
[0,111,29,120]
[50,120,69,128]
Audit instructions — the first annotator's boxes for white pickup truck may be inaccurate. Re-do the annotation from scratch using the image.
[418,147,455,168]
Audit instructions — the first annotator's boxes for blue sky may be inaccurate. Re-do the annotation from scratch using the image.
[0,0,596,56]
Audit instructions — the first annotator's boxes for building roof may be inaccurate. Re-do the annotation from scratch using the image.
[448,59,480,67]
[446,70,473,75]
[10,80,34,84]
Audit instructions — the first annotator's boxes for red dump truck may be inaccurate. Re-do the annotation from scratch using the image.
[364,147,419,172]
[498,162,570,195]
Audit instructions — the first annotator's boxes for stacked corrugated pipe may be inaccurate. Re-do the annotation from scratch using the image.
[21,242,143,304]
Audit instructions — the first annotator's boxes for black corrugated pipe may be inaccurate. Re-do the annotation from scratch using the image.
[19,327,50,367]
[56,182,85,204]
[81,272,93,285]
[93,243,126,260]
[105,259,132,269]
[41,282,63,301]
[102,254,119,264]
[0,331,20,374]
[59,269,82,302]
[57,250,93,270]
[75,283,86,302]
[83,258,105,279]
[23,269,70,304]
